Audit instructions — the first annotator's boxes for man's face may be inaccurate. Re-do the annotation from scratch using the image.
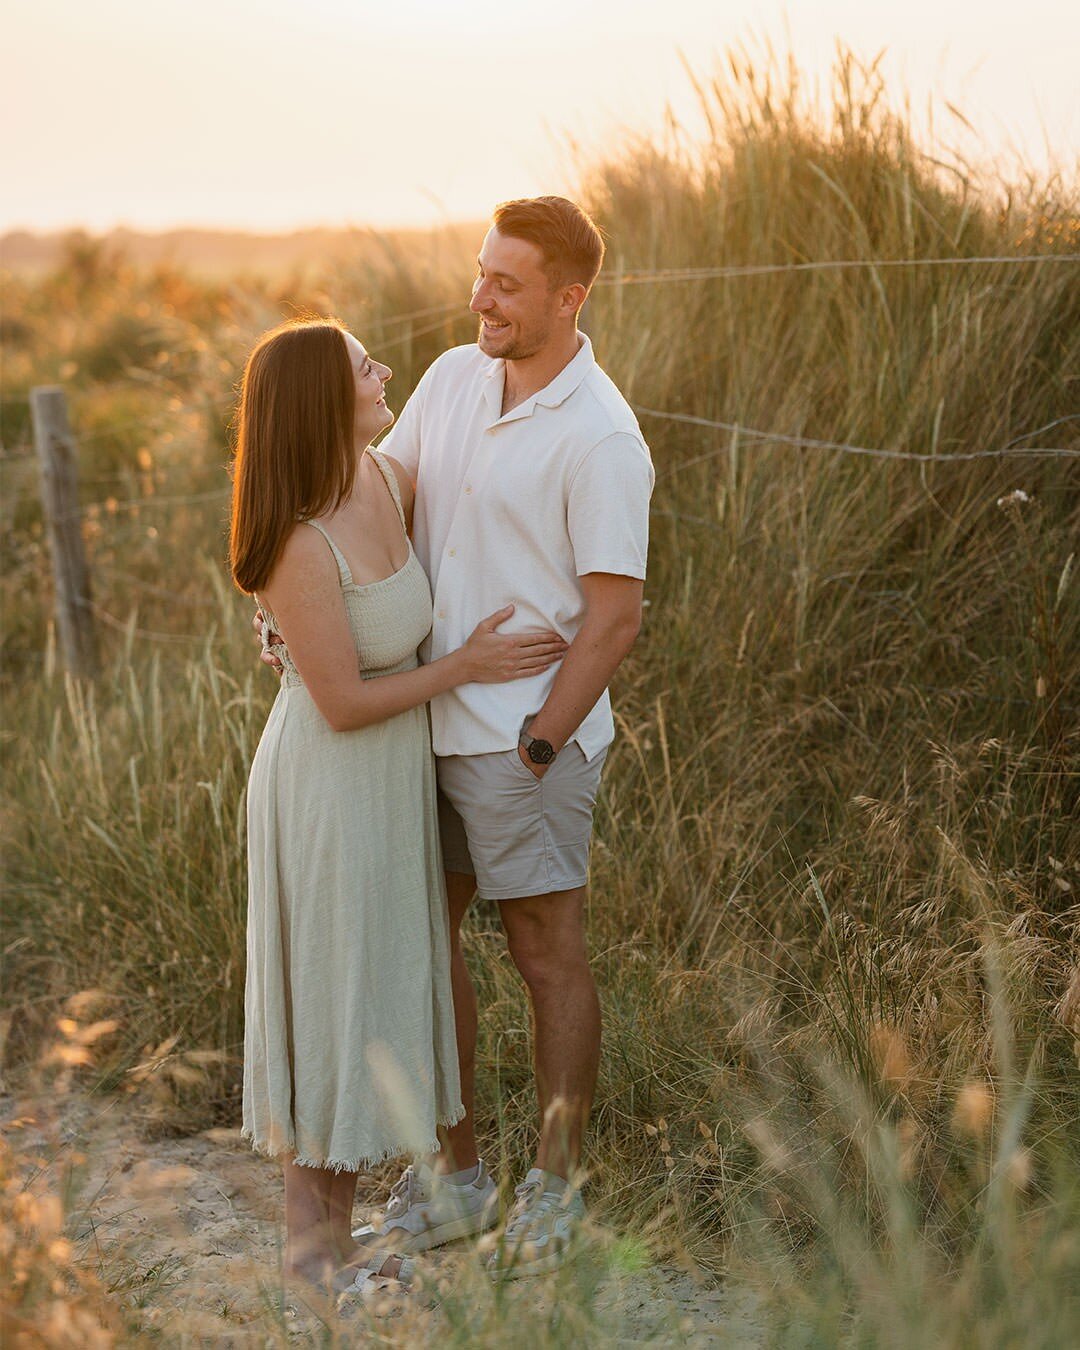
[469,227,563,361]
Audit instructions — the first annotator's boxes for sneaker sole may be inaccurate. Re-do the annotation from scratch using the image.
[352,1204,499,1253]
[488,1243,578,1279]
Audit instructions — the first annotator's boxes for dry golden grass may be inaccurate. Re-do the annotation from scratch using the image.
[2,46,1078,1347]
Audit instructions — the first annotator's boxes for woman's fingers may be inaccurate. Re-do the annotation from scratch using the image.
[512,629,566,648]
[477,604,516,632]
[515,641,566,658]
[507,642,565,662]
[511,653,565,674]
[468,623,567,682]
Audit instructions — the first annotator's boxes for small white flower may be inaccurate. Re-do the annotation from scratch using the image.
[996,489,1032,508]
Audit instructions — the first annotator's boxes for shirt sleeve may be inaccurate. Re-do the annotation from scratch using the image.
[567,431,655,579]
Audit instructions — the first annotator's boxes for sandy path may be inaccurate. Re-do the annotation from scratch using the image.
[5,1091,765,1346]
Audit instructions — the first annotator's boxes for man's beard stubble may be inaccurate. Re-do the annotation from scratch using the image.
[477,318,548,362]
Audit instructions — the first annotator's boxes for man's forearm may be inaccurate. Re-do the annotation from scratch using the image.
[525,615,639,753]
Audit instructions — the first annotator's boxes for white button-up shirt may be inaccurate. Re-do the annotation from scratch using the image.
[380,335,654,760]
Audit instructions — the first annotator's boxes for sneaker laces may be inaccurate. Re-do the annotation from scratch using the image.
[505,1178,559,1240]
[384,1165,427,1220]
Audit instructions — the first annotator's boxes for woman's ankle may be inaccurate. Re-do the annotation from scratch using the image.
[284,1241,336,1285]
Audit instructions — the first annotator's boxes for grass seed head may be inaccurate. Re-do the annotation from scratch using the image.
[1004,1147,1034,1192]
[952,1080,995,1138]
[870,1022,913,1089]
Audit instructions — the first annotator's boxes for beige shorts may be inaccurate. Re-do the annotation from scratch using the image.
[436,743,608,901]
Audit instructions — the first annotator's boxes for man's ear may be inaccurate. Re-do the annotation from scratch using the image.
[560,282,588,319]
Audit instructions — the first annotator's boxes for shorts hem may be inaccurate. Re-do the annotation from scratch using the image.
[442,858,476,878]
[478,872,589,902]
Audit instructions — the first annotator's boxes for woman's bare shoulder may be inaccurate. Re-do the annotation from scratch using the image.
[279,519,338,565]
[262,522,339,605]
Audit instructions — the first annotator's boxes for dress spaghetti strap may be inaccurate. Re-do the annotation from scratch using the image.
[369,450,408,532]
[302,520,354,587]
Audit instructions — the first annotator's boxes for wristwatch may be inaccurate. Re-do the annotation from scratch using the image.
[519,730,556,765]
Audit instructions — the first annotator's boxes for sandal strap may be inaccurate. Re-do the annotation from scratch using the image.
[338,1269,378,1295]
[356,1252,414,1287]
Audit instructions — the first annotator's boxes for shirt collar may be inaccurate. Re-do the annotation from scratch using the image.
[482,334,595,426]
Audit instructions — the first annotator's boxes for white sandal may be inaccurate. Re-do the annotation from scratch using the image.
[335,1252,415,1301]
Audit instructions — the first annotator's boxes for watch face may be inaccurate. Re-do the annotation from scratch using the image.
[527,738,555,764]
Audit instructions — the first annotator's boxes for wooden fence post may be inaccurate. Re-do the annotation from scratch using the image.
[30,385,98,678]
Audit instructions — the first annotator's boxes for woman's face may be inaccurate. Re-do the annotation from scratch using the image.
[343,332,393,443]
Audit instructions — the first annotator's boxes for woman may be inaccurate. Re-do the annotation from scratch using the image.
[229,318,565,1297]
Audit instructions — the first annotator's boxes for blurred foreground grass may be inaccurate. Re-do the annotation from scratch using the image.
[2,49,1078,1347]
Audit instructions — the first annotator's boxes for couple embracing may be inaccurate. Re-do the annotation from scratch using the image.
[229,196,654,1299]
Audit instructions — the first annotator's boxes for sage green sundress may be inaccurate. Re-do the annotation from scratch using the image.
[242,449,463,1171]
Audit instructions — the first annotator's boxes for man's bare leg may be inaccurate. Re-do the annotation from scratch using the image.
[435,869,480,1173]
[499,886,600,1182]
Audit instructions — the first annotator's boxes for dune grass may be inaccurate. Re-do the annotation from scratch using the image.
[2,48,1078,1346]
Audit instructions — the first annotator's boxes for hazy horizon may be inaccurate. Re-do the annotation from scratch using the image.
[0,221,485,243]
[3,0,1078,237]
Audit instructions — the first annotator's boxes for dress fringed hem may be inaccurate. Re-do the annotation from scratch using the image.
[241,1102,467,1174]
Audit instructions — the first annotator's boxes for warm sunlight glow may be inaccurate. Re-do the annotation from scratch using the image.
[2,0,1077,234]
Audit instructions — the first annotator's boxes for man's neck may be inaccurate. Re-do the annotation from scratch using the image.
[501,328,583,416]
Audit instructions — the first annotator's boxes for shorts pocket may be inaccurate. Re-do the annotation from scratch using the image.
[506,746,543,783]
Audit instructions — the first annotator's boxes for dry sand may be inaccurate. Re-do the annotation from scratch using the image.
[5,1090,766,1346]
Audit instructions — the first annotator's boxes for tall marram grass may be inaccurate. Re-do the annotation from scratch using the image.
[2,49,1078,1345]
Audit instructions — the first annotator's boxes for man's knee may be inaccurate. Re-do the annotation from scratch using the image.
[505,916,590,992]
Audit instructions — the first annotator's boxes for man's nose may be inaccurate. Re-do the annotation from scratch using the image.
[470,279,492,312]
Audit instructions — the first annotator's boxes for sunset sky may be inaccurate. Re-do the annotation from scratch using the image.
[3,0,1077,235]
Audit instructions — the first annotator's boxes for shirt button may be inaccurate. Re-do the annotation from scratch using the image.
[437,609,446,619]
[465,485,473,494]
[448,548,456,557]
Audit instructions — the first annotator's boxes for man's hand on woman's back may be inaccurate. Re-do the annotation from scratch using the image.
[253,609,285,674]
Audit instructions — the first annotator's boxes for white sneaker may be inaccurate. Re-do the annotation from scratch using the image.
[487,1168,586,1278]
[352,1159,499,1253]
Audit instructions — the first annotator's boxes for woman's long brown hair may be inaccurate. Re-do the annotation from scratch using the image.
[229,319,356,595]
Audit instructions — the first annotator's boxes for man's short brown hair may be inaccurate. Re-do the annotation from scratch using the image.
[493,196,605,292]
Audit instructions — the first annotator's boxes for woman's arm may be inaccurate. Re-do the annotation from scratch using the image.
[260,527,565,732]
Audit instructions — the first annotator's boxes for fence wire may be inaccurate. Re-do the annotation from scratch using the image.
[634,406,1080,470]
[90,600,215,646]
[596,253,1080,286]
[15,247,1080,649]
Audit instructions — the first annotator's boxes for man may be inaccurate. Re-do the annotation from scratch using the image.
[265,197,653,1275]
